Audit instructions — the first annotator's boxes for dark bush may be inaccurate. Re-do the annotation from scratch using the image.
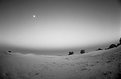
[68,51,74,55]
[80,50,85,54]
[8,51,12,53]
[97,48,102,50]
[117,43,121,47]
[7,50,13,55]
[120,38,121,44]
[116,38,121,47]
[108,44,117,49]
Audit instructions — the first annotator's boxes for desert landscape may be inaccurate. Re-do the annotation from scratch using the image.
[0,0,121,79]
[0,43,121,79]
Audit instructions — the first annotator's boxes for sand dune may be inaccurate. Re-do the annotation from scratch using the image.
[0,46,121,79]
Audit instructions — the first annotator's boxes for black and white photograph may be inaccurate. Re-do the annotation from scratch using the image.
[0,0,121,79]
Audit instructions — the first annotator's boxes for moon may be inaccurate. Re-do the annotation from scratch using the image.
[33,15,36,18]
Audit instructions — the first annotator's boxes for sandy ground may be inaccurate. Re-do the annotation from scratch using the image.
[0,46,121,79]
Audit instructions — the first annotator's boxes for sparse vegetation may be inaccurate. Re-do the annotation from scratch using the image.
[97,48,102,50]
[68,51,74,55]
[119,38,121,44]
[117,43,121,47]
[0,38,121,79]
[8,51,12,53]
[80,50,85,54]
[117,38,121,47]
[108,44,117,49]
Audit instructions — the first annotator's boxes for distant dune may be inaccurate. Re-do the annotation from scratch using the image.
[0,46,121,79]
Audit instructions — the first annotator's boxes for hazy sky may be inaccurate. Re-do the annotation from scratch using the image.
[0,0,121,54]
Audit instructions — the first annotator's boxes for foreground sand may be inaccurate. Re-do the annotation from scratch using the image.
[0,46,121,79]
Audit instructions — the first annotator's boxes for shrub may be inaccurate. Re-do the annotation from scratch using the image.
[117,43,121,47]
[68,51,74,55]
[108,44,117,49]
[97,48,102,50]
[8,51,12,53]
[120,38,121,44]
[80,50,85,54]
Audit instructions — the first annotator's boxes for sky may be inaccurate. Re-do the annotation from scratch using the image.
[0,0,121,55]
